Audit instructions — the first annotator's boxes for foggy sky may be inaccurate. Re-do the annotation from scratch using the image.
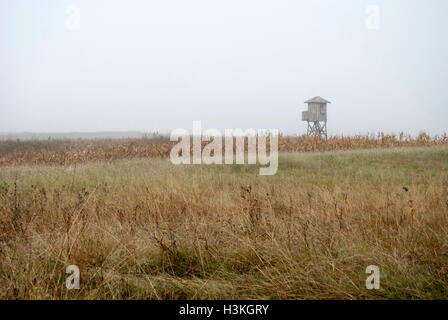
[1,0,447,136]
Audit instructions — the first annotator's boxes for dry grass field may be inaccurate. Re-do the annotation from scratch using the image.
[0,139,447,299]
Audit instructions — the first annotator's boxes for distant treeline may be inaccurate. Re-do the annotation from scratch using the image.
[0,131,166,141]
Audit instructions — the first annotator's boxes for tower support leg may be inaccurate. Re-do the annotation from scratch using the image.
[306,121,327,139]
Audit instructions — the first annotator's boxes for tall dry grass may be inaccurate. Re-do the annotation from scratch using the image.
[0,147,447,299]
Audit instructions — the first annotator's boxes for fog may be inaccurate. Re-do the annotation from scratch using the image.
[1,0,447,136]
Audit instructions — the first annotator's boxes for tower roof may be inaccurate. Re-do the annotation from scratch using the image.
[304,96,331,104]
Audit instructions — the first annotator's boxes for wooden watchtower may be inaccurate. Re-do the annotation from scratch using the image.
[301,96,331,138]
